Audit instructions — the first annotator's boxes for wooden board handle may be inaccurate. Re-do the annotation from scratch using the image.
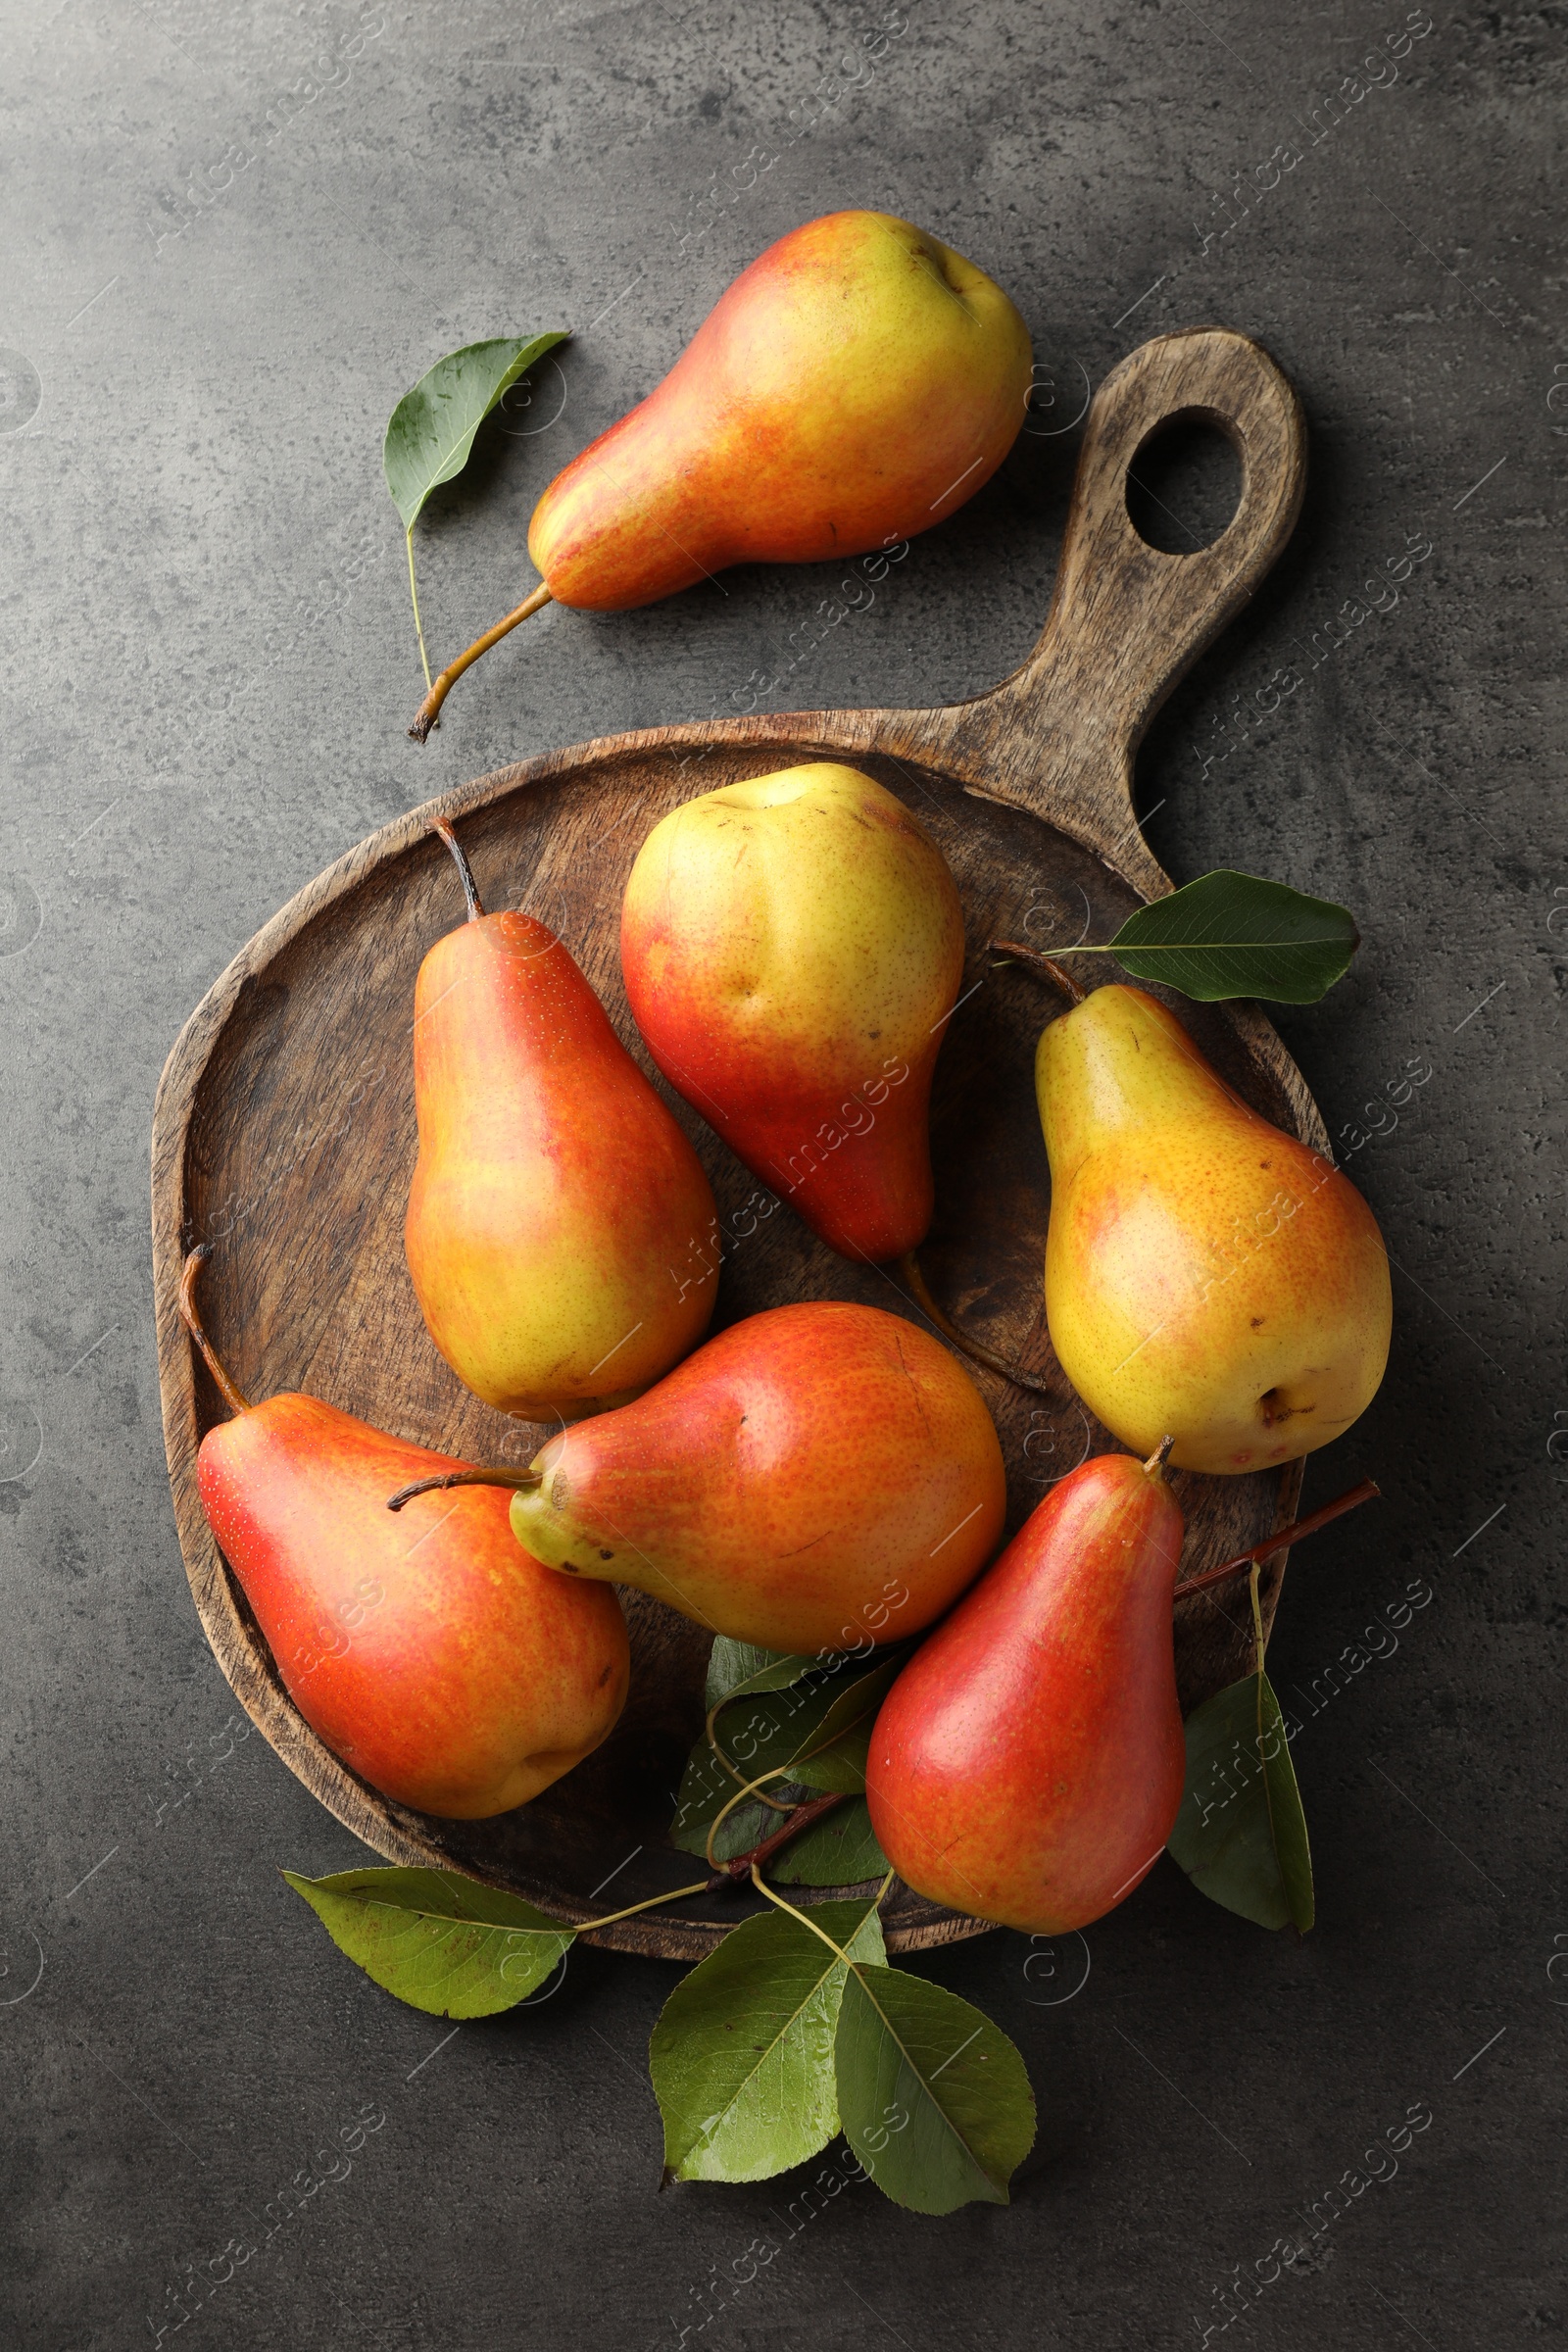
[923,327,1305,851]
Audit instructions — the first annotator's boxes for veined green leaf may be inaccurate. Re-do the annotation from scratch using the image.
[790,1721,874,1795]
[671,1652,905,1858]
[1104,869,1359,1004]
[283,1867,573,2018]
[772,1798,891,1887]
[1167,1669,1315,1932]
[382,334,569,535]
[835,1965,1036,2213]
[705,1639,821,1711]
[650,1898,887,2183]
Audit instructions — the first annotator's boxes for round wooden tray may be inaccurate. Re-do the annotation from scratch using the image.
[151,326,1312,1959]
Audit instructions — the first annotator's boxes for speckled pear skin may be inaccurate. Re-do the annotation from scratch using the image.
[621,763,964,1262]
[405,911,717,1421]
[508,1300,1007,1654]
[1037,985,1392,1475]
[867,1450,1187,1936]
[197,1395,629,1820]
[527,210,1033,612]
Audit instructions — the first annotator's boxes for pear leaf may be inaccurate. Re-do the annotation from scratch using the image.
[1102,870,1359,1004]
[650,1897,887,2182]
[1166,1669,1315,1932]
[283,1867,573,2018]
[671,1652,906,1859]
[382,334,569,535]
[790,1721,875,1795]
[705,1639,818,1710]
[772,1797,891,1887]
[835,1963,1037,2213]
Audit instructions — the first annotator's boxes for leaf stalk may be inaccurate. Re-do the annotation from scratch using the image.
[406,526,432,694]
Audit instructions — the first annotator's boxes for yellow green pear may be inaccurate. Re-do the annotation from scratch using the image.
[1037,984,1391,1475]
[621,762,964,1261]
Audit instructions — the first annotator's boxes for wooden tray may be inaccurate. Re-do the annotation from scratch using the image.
[152,326,1311,1959]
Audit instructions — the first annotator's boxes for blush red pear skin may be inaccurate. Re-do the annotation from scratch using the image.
[865,1451,1187,1936]
[196,1394,629,1820]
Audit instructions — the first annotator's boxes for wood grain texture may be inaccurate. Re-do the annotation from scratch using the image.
[151,327,1314,1960]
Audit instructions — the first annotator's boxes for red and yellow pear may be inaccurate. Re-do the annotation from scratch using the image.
[179,1250,629,1820]
[1037,985,1392,1474]
[397,1301,1006,1655]
[866,1446,1186,1934]
[405,820,717,1421]
[411,211,1032,735]
[620,762,964,1263]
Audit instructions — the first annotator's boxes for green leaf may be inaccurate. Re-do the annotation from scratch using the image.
[705,1639,818,1711]
[1166,1670,1315,1932]
[382,333,569,535]
[650,1898,887,2183]
[835,1965,1036,2213]
[772,1798,891,1887]
[671,1653,905,1858]
[283,1867,573,2018]
[1102,869,1359,1004]
[791,1721,874,1795]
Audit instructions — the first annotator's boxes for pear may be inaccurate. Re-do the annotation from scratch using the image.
[620,763,964,1263]
[410,211,1031,735]
[1037,985,1392,1475]
[405,822,718,1420]
[396,1302,1007,1655]
[179,1250,628,1820]
[866,1447,1186,1935]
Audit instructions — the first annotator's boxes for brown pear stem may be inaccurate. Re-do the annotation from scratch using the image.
[988,938,1089,1004]
[386,1466,543,1512]
[898,1250,1057,1399]
[431,817,484,920]
[176,1247,251,1417]
[706,1792,848,1886]
[1174,1477,1382,1601]
[408,581,554,741]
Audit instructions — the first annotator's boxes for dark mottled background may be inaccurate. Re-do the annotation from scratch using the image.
[1,2,1561,2345]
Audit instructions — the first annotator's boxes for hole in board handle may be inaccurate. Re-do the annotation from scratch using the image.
[1125,412,1245,554]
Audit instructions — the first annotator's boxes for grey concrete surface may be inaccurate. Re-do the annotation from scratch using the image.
[1,2,1563,2345]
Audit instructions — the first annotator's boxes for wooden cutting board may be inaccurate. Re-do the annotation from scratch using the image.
[151,325,1311,1959]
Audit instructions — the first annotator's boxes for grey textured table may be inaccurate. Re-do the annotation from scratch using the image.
[2,4,1561,2346]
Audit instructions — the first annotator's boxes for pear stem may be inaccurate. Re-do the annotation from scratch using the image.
[1143,1435,1175,1477]
[710,1792,847,1882]
[177,1247,251,1418]
[988,938,1089,1004]
[431,817,484,921]
[385,1466,542,1512]
[704,1760,809,1869]
[1174,1476,1381,1601]
[409,580,554,741]
[898,1250,1057,1399]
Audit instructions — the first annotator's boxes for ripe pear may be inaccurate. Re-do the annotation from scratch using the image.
[180,1251,628,1820]
[866,1448,1186,1934]
[405,823,717,1420]
[411,211,1031,735]
[1037,985,1392,1475]
[414,1302,1006,1655]
[621,763,964,1262]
